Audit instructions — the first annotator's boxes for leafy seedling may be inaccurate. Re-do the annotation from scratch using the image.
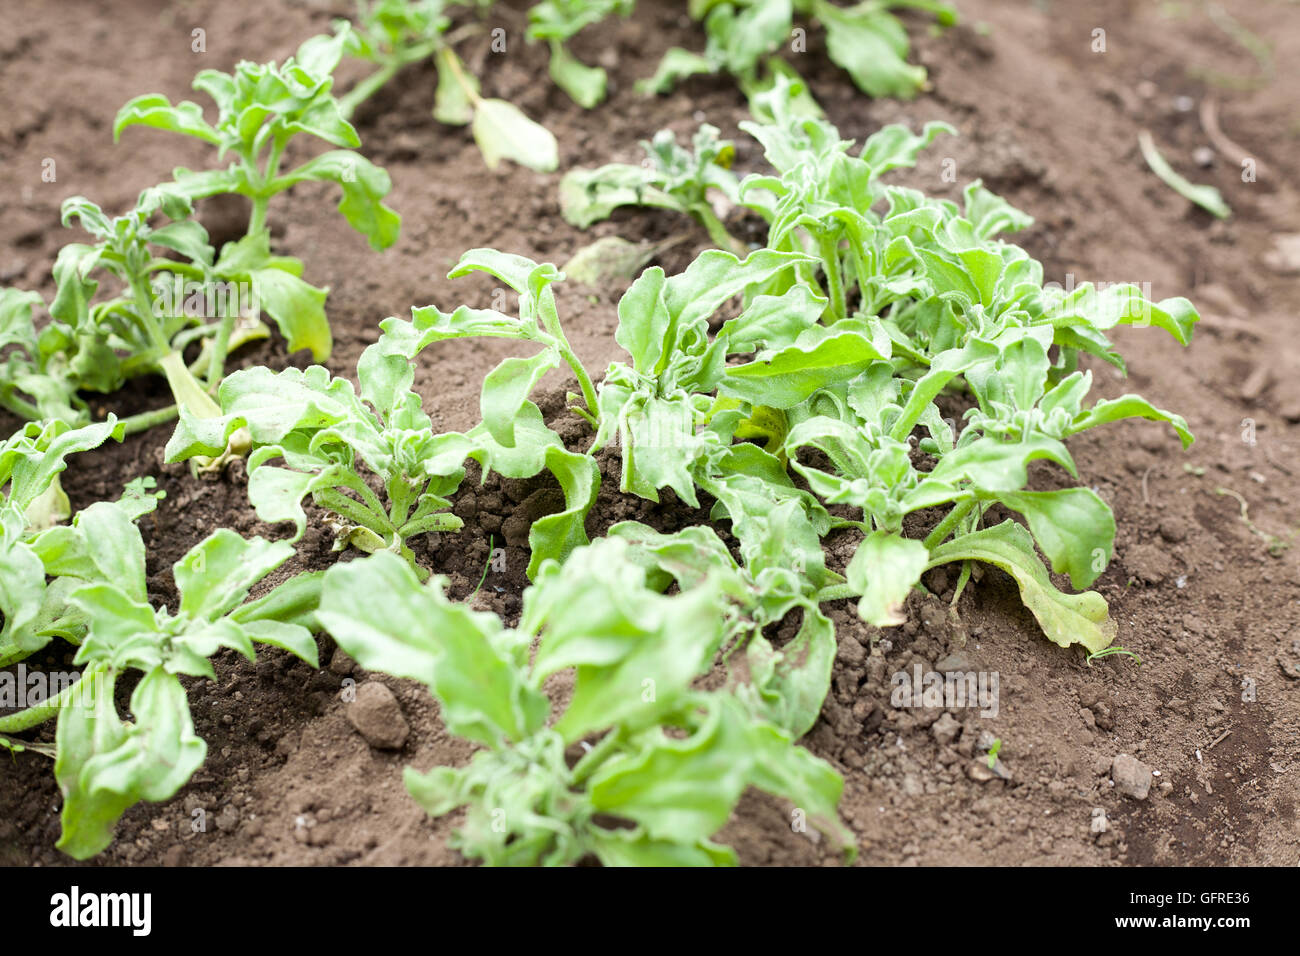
[112,29,400,422]
[0,517,321,859]
[561,124,743,251]
[164,356,470,578]
[0,288,86,427]
[642,0,958,108]
[115,29,401,250]
[337,0,559,171]
[375,248,603,577]
[319,540,853,865]
[1085,646,1142,666]
[527,0,633,108]
[1138,129,1231,219]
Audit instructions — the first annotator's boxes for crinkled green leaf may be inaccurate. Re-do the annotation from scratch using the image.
[526,446,600,581]
[55,668,205,860]
[846,531,930,627]
[995,488,1115,590]
[319,553,547,745]
[927,520,1117,652]
[472,99,558,172]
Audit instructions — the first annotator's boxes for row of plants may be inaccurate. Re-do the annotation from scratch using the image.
[1,2,1198,864]
[333,0,958,170]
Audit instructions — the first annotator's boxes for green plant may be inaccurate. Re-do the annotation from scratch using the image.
[115,30,400,251]
[318,539,852,865]
[582,86,1198,654]
[51,190,287,447]
[527,0,634,107]
[337,0,560,171]
[110,31,399,417]
[0,427,321,857]
[642,0,958,107]
[168,250,605,582]
[1137,129,1231,220]
[372,249,604,578]
[0,418,125,670]
[1085,646,1142,666]
[164,358,471,578]
[0,288,85,426]
[56,533,317,859]
[559,123,744,251]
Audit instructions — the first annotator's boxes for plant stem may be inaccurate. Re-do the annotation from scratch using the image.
[817,232,847,321]
[439,47,481,106]
[388,477,416,530]
[0,663,108,735]
[127,274,221,421]
[127,276,171,354]
[159,351,222,420]
[118,403,179,436]
[923,498,976,550]
[534,290,600,424]
[693,203,744,255]
[556,344,601,426]
[571,728,624,785]
[338,60,402,119]
[340,31,450,119]
[248,197,269,237]
[206,313,235,388]
[314,487,396,539]
[814,583,857,603]
[334,470,391,521]
[0,393,42,421]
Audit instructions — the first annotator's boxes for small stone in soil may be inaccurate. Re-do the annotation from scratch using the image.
[931,712,962,746]
[346,681,410,750]
[329,647,356,676]
[215,805,240,832]
[1111,753,1153,800]
[1122,544,1174,585]
[935,651,975,674]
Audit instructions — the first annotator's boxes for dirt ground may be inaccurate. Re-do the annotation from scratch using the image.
[1,0,1297,866]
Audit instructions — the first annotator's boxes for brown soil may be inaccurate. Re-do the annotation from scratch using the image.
[2,0,1298,866]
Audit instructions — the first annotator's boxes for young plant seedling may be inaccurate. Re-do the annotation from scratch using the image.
[527,0,633,108]
[375,248,603,577]
[587,87,1199,656]
[0,417,126,668]
[50,188,323,448]
[0,495,322,859]
[0,288,85,427]
[337,0,559,171]
[115,29,400,251]
[113,29,400,402]
[164,355,471,578]
[642,0,958,106]
[560,123,745,251]
[318,539,854,865]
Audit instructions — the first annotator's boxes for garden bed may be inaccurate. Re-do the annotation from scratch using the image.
[1,0,1297,866]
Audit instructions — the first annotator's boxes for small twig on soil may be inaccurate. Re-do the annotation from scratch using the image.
[1263,444,1295,477]
[1199,98,1262,178]
[1206,729,1232,751]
